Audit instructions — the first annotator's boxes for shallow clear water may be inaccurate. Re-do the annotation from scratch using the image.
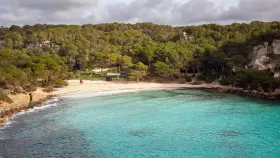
[1,90,280,158]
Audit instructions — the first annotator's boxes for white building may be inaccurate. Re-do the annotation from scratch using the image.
[106,73,120,76]
[92,68,109,73]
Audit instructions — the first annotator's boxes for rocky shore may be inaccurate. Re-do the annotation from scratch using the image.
[0,89,55,126]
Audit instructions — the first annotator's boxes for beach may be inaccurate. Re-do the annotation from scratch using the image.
[0,80,227,125]
[53,80,226,95]
[1,80,279,126]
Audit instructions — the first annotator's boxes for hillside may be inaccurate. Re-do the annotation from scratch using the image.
[0,21,280,97]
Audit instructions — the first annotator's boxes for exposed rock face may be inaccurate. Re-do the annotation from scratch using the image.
[249,40,280,73]
[272,40,280,55]
[274,72,280,79]
[26,40,51,49]
[182,32,195,41]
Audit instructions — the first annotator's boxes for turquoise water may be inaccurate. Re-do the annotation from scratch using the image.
[1,89,280,158]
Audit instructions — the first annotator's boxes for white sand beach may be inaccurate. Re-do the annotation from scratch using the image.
[0,80,225,125]
[54,80,223,95]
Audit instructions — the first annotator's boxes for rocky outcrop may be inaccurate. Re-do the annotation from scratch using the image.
[274,72,280,79]
[249,39,280,76]
[182,32,195,41]
[26,40,52,49]
[272,40,280,55]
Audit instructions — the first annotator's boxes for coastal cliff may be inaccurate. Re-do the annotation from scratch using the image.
[249,39,280,78]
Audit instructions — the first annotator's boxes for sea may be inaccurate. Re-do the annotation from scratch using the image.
[1,89,280,158]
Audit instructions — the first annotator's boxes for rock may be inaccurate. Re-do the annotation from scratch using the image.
[274,72,280,79]
[249,39,280,71]
[5,85,14,90]
[249,42,270,70]
[272,39,280,55]
[3,85,25,93]
[13,86,25,93]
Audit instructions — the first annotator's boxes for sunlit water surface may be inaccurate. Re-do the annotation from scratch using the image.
[1,90,280,158]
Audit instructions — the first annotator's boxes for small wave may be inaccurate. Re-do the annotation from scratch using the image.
[14,98,59,117]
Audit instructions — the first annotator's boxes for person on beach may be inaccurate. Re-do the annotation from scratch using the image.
[29,93,33,108]
[80,79,83,84]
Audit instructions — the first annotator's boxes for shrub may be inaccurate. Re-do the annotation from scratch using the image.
[153,61,170,77]
[68,72,75,79]
[106,77,113,81]
[276,94,280,99]
[197,74,206,81]
[13,86,25,93]
[235,69,280,92]
[49,79,68,88]
[219,76,237,86]
[184,75,192,82]
[219,78,232,86]
[198,72,221,83]
[43,85,54,93]
[25,85,37,92]
[0,90,13,103]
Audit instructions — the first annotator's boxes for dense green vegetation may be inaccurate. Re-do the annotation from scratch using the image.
[0,21,280,94]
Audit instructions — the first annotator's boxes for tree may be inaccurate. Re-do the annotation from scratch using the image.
[94,52,110,70]
[117,55,133,72]
[1,22,280,93]
[153,61,170,77]
[128,62,148,82]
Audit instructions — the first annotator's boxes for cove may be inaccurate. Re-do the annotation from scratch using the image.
[1,89,280,158]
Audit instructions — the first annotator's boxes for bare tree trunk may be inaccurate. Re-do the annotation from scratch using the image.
[221,63,224,73]
[196,66,200,74]
[192,66,196,75]
[203,64,206,72]
[101,68,103,80]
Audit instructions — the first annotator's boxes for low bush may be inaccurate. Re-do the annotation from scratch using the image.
[276,94,280,99]
[49,79,68,88]
[197,74,206,81]
[25,85,37,92]
[219,78,232,86]
[43,85,54,93]
[219,76,237,86]
[0,90,13,103]
[184,76,192,82]
[198,72,221,83]
[106,77,113,81]
[68,72,75,79]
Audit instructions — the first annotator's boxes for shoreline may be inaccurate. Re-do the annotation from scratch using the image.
[1,80,279,126]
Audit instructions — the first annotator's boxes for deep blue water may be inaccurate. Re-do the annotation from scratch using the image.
[1,89,280,158]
